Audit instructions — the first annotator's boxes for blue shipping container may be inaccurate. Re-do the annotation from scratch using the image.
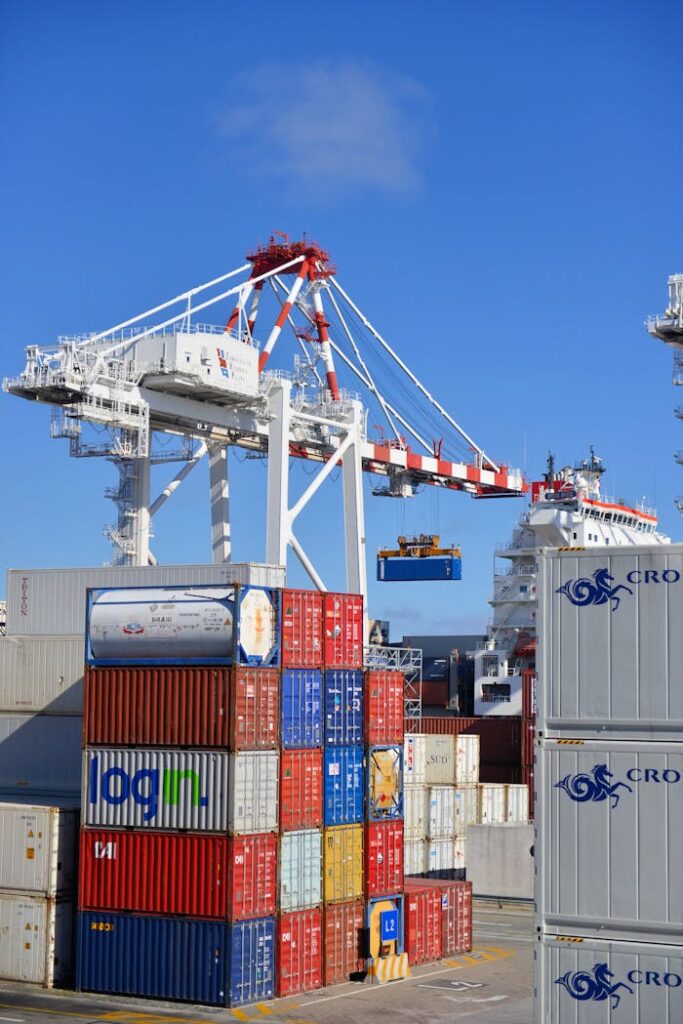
[324,746,365,825]
[376,555,462,582]
[77,912,275,1007]
[324,669,364,745]
[281,669,322,748]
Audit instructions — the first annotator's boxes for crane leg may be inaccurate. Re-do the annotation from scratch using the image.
[209,443,231,563]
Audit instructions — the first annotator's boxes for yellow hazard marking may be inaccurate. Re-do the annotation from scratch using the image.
[101,1015,198,1023]
[556,935,584,943]
[446,945,515,969]
[557,739,585,745]
[230,1012,251,1022]
[255,1004,273,1015]
[0,1002,99,1020]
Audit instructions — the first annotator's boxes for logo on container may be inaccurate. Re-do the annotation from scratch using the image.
[122,622,145,635]
[88,755,209,821]
[555,763,681,809]
[556,567,681,611]
[556,962,682,1008]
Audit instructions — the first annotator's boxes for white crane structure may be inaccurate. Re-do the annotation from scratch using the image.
[647,273,683,515]
[3,236,525,604]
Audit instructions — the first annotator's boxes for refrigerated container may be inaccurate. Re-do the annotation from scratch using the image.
[281,589,323,668]
[404,839,427,876]
[404,784,428,840]
[404,734,427,785]
[277,908,323,996]
[506,784,530,822]
[365,670,404,745]
[323,824,363,903]
[228,750,279,834]
[423,734,480,785]
[0,802,78,896]
[281,669,322,749]
[427,786,456,839]
[323,593,363,668]
[279,829,322,912]
[453,785,480,833]
[280,749,323,831]
[323,900,365,985]
[323,669,363,745]
[479,783,507,824]
[324,746,364,825]
[365,821,403,897]
[0,892,73,987]
[426,836,466,879]
[367,746,403,821]
[420,716,520,766]
[0,714,82,795]
[0,635,84,714]
[405,884,442,965]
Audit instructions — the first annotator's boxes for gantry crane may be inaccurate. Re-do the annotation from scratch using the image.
[3,236,525,607]
[647,274,683,515]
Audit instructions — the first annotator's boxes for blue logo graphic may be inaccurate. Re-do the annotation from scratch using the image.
[555,764,632,809]
[556,568,633,611]
[555,964,633,1009]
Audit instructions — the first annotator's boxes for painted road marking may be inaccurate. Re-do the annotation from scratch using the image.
[0,1016,25,1022]
[445,995,509,1005]
[0,1004,95,1021]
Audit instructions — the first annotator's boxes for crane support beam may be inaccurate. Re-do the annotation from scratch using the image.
[209,443,231,563]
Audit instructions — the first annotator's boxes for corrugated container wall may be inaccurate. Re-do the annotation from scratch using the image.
[280,749,323,831]
[323,900,365,985]
[404,784,428,839]
[78,830,277,921]
[377,555,462,582]
[506,784,530,822]
[538,546,683,739]
[279,829,322,912]
[281,589,323,668]
[423,735,479,785]
[281,670,322,749]
[426,837,466,877]
[0,715,82,795]
[405,884,442,965]
[0,892,73,987]
[228,751,279,834]
[6,563,285,636]
[0,803,79,896]
[479,784,507,824]
[420,717,520,766]
[437,880,473,956]
[324,747,365,825]
[323,593,363,668]
[277,908,323,996]
[404,839,427,876]
[323,669,363,745]
[367,746,403,820]
[453,785,480,833]
[427,786,457,839]
[323,824,364,903]
[365,671,404,745]
[229,667,279,750]
[0,635,84,714]
[365,821,403,897]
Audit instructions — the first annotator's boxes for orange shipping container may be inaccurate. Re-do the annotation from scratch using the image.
[365,671,404,745]
[323,900,366,986]
[280,749,323,831]
[229,667,279,750]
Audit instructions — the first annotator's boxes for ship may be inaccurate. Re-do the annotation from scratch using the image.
[470,448,670,715]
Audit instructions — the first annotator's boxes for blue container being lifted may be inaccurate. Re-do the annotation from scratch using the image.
[76,912,275,1007]
[377,555,462,582]
[324,745,365,825]
[324,669,364,746]
[281,669,322,748]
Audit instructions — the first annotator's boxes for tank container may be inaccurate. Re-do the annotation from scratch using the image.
[281,669,322,748]
[279,829,322,912]
[0,802,78,896]
[323,669,363,745]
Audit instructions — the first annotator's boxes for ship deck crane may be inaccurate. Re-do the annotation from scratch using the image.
[3,236,525,607]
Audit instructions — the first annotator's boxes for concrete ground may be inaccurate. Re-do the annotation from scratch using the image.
[0,903,533,1024]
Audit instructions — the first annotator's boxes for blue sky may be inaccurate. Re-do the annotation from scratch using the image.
[1,0,681,638]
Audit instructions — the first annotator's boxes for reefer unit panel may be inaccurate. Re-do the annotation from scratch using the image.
[277,908,323,996]
[86,584,280,667]
[0,802,78,896]
[323,669,363,745]
[0,714,82,795]
[0,635,84,714]
[323,900,365,985]
[0,893,73,987]
[322,824,364,903]
[281,669,322,749]
[535,934,683,1024]
[537,739,683,944]
[227,751,279,834]
[6,562,285,636]
[83,747,230,831]
[538,546,683,738]
[280,748,323,831]
[281,589,323,668]
[365,670,404,745]
[279,829,323,912]
[323,746,365,825]
[322,593,363,668]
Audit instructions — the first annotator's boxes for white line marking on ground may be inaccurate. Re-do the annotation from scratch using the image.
[0,1016,25,1022]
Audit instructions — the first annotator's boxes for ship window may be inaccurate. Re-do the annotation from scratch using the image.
[520,585,528,594]
[481,683,511,703]
[573,532,577,540]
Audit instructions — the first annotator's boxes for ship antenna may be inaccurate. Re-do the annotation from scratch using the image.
[545,451,555,483]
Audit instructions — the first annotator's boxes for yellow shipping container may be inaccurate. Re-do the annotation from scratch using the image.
[368,746,403,820]
[323,824,364,904]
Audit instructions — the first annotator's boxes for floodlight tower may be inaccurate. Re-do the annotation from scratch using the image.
[647,274,683,515]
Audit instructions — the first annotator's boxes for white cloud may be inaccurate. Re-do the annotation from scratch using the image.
[218,60,434,197]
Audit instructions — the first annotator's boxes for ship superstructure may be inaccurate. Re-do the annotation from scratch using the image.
[471,450,669,715]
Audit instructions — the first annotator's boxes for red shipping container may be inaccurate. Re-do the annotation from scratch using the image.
[78,830,277,921]
[280,749,323,831]
[229,667,279,750]
[277,908,323,996]
[436,880,473,956]
[323,593,363,669]
[521,765,535,819]
[365,821,403,897]
[405,884,442,965]
[365,671,404,745]
[282,589,324,668]
[83,666,229,747]
[522,670,536,719]
[323,900,366,986]
[420,716,521,766]
[521,716,535,768]
[421,682,448,707]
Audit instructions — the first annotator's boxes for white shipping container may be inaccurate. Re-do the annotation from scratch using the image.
[279,829,322,911]
[0,636,84,714]
[228,751,279,834]
[0,803,79,896]
[453,785,480,832]
[535,933,683,1023]
[403,839,428,876]
[403,734,427,785]
[6,563,285,636]
[506,784,530,822]
[479,784,507,824]
[455,735,480,784]
[0,892,73,987]
[427,786,456,839]
[538,545,683,739]
[83,747,230,831]
[426,836,466,874]
[403,784,429,840]
[0,715,82,795]
[536,739,683,944]
[424,735,457,785]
